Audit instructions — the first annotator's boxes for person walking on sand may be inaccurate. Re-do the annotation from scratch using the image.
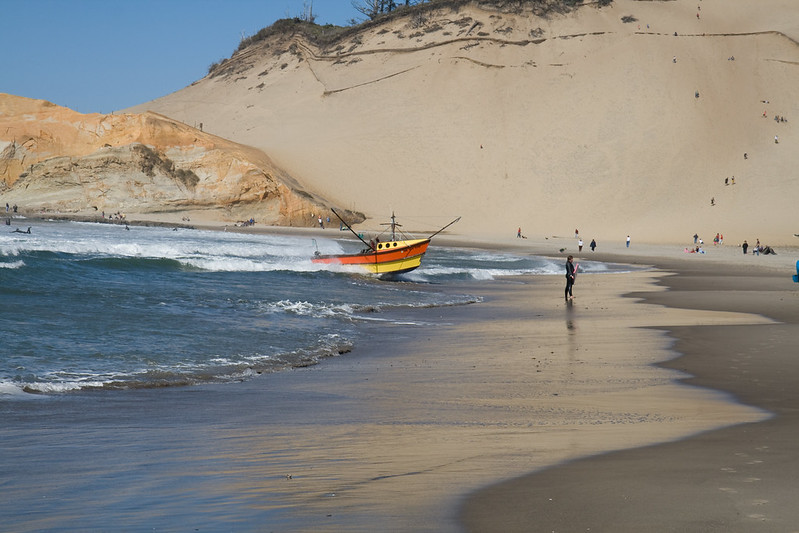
[626,235,631,248]
[565,255,576,301]
[590,239,596,252]
[578,238,583,252]
[517,227,522,238]
[743,240,749,255]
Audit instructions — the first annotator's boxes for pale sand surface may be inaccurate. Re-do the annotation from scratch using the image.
[461,258,799,532]
[261,270,783,532]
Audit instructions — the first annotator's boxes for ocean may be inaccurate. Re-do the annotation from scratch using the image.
[0,219,640,531]
[1,220,621,397]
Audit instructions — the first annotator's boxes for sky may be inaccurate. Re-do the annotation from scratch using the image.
[0,0,360,114]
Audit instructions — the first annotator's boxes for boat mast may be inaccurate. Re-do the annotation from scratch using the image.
[381,212,401,241]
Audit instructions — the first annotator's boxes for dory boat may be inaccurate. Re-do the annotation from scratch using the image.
[312,210,459,277]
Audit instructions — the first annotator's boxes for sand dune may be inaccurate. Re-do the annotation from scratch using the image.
[127,0,799,244]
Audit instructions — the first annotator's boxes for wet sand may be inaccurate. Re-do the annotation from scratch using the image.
[2,228,798,531]
[460,255,799,532]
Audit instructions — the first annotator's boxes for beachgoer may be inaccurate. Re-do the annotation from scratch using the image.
[711,197,715,206]
[626,235,631,248]
[731,176,735,185]
[565,255,575,301]
[575,228,579,238]
[590,239,596,252]
[725,177,729,186]
[775,135,779,144]
[693,233,699,244]
[673,56,677,63]
[742,240,748,254]
[744,153,748,160]
[578,238,583,252]
[517,227,522,238]
[318,216,324,229]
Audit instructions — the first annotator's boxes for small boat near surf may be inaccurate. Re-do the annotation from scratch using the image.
[312,209,459,277]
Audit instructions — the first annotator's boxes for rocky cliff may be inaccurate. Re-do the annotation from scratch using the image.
[0,93,362,226]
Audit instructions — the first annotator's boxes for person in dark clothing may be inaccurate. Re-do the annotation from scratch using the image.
[565,255,576,301]
[590,239,596,252]
[742,240,749,255]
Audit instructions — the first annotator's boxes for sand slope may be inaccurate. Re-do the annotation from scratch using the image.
[127,0,799,244]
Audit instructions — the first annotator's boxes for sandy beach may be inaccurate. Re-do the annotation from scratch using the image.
[460,249,799,532]
[3,219,797,531]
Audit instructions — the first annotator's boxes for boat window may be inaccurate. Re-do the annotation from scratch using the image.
[393,242,398,247]
[378,243,383,249]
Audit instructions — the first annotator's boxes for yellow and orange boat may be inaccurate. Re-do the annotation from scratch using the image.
[312,210,459,277]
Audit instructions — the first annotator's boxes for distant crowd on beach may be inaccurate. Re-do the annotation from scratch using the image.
[688,232,774,255]
[101,211,126,222]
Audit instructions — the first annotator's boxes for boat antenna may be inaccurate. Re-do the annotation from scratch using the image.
[330,208,373,250]
[427,216,461,239]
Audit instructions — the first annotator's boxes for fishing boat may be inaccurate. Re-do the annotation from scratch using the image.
[312,210,459,276]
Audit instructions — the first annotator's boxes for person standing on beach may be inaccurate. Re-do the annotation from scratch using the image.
[742,240,749,254]
[517,227,522,238]
[578,238,583,251]
[590,239,596,252]
[565,255,576,301]
[626,235,631,248]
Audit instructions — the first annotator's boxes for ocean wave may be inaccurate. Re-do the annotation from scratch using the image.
[263,293,481,321]
[4,334,354,395]
[0,260,25,269]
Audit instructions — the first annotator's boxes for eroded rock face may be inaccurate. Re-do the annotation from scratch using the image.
[0,93,362,226]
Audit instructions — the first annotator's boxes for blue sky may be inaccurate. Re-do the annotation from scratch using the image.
[0,0,359,114]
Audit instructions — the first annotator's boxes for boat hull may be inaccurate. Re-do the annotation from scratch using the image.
[312,239,430,275]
